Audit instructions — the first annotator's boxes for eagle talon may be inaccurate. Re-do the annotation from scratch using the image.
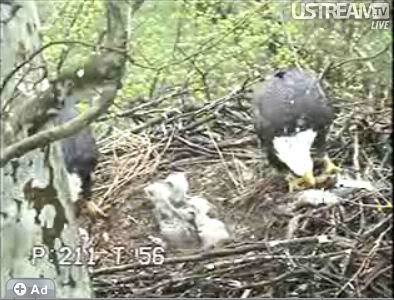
[85,200,108,219]
[287,173,315,192]
[323,156,342,175]
[375,199,393,213]
[314,174,332,185]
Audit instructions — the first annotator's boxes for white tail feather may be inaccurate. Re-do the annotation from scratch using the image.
[273,129,317,176]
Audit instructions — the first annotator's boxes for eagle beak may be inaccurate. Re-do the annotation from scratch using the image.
[303,170,316,187]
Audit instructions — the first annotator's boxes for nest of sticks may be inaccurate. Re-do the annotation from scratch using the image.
[78,85,392,298]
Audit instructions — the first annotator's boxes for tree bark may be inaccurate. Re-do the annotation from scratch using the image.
[1,0,134,297]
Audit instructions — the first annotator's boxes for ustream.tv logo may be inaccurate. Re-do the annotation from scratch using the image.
[291,2,390,20]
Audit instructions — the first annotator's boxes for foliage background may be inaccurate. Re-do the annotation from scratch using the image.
[38,0,392,111]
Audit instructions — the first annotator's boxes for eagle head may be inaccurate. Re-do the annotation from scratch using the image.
[164,172,189,206]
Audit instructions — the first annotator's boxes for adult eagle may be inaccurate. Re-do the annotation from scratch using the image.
[252,68,341,191]
[55,95,101,218]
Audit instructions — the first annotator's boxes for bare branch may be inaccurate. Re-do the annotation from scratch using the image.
[1,85,117,167]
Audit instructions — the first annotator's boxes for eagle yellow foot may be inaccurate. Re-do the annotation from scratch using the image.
[322,156,342,175]
[85,200,108,219]
[376,199,393,213]
[286,171,316,193]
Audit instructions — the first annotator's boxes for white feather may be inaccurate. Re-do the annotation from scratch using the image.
[194,213,230,250]
[67,173,83,202]
[186,196,213,216]
[273,129,317,176]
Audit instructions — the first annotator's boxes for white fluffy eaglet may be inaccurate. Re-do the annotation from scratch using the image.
[145,172,231,250]
[144,180,200,249]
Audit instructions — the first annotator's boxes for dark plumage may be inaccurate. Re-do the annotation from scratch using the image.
[252,68,338,190]
[56,98,98,198]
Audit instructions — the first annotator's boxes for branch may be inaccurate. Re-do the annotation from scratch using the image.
[0,40,134,97]
[2,0,132,164]
[333,42,390,69]
[92,234,346,276]
[319,42,391,80]
[130,0,145,15]
[1,85,117,167]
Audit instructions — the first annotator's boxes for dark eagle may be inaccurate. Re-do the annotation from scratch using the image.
[252,68,341,191]
[55,95,102,218]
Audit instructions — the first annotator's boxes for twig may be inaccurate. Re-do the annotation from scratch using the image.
[1,85,117,167]
[353,130,361,180]
[319,42,390,80]
[92,235,349,276]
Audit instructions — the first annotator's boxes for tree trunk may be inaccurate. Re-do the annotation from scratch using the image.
[1,0,135,297]
[0,1,92,297]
